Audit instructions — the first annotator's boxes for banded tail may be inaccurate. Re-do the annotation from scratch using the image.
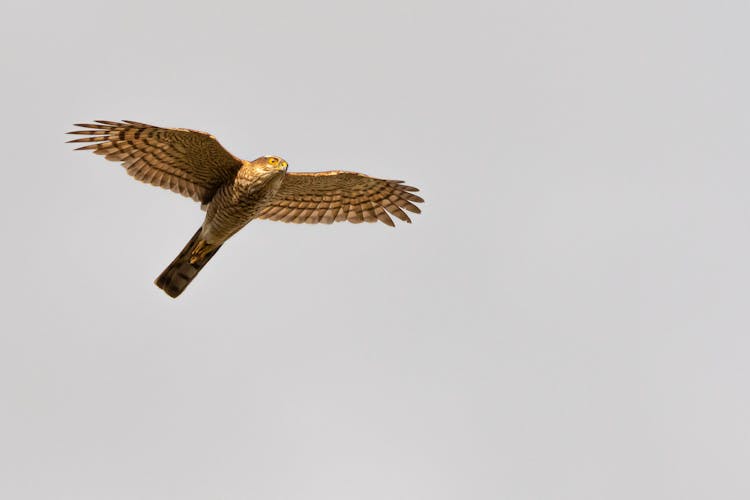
[155,228,222,298]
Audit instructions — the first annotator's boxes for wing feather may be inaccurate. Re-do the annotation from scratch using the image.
[257,171,423,226]
[68,120,244,202]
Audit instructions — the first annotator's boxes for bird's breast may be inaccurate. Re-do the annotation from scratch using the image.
[200,174,282,244]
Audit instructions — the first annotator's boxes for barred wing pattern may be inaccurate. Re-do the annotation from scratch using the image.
[67,120,243,203]
[258,171,424,226]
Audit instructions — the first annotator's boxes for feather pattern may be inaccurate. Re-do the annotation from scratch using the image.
[67,120,243,203]
[257,171,423,226]
[68,119,425,297]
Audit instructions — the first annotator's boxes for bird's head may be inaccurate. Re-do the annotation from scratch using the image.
[261,155,288,173]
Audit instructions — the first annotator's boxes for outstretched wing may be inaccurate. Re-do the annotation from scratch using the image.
[258,171,424,226]
[67,120,244,203]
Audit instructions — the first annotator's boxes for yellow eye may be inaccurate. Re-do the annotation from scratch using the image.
[268,157,278,166]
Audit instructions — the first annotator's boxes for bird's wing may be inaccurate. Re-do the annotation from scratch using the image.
[67,120,244,203]
[257,171,424,226]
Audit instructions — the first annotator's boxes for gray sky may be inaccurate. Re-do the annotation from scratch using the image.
[2,1,750,499]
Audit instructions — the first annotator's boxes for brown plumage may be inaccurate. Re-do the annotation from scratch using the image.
[68,120,424,298]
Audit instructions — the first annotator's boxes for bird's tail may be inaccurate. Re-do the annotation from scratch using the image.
[155,227,222,298]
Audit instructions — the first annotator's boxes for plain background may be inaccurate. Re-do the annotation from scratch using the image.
[2,1,749,499]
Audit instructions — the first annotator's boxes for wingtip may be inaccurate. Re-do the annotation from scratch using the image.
[66,138,92,145]
[122,119,148,126]
[66,137,99,143]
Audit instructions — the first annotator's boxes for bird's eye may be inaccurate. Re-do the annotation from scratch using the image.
[268,157,278,165]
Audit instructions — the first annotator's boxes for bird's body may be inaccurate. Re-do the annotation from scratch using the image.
[68,120,423,298]
[154,159,288,297]
[203,159,287,245]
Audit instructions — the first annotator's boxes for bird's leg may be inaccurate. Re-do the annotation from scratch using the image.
[189,239,214,264]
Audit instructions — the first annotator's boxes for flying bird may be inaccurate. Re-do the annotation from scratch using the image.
[67,120,423,298]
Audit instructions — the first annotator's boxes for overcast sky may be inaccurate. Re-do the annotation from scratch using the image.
[2,1,750,499]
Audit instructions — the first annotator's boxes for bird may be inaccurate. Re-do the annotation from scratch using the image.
[67,120,424,298]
